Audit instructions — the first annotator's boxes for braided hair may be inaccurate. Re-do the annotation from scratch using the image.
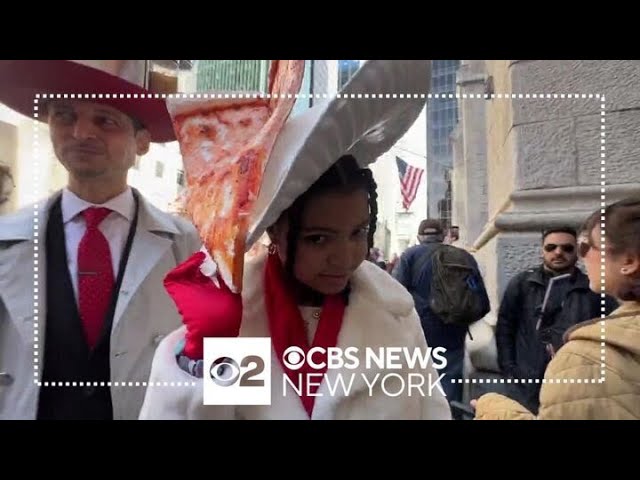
[282,154,379,280]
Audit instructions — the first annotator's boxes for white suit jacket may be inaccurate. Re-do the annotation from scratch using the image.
[0,189,202,420]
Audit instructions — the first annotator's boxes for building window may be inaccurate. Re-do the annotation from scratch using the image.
[438,175,453,230]
[195,60,269,92]
[177,169,185,187]
[338,60,360,89]
[155,161,164,178]
[427,60,460,227]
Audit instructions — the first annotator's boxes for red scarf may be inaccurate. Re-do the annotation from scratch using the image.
[264,252,346,418]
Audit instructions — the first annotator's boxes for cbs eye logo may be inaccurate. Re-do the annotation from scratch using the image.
[282,346,306,370]
[209,355,265,387]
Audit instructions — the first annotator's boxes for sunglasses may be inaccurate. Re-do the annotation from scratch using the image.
[543,243,575,254]
[578,240,597,258]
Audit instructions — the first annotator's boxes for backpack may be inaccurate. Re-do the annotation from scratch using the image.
[414,244,490,327]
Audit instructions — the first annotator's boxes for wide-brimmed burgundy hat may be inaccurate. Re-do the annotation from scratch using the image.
[0,60,178,143]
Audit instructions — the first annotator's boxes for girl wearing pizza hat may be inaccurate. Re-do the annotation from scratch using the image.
[139,60,452,420]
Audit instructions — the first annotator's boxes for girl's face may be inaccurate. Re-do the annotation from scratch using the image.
[271,189,370,295]
[581,225,640,298]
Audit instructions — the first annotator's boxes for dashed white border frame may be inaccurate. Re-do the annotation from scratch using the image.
[31,92,606,388]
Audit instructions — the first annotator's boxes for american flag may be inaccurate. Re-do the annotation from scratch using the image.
[396,157,424,210]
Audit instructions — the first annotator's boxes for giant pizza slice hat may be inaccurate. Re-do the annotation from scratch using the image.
[0,60,179,143]
[167,60,431,293]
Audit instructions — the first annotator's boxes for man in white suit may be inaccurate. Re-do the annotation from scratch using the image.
[0,60,202,420]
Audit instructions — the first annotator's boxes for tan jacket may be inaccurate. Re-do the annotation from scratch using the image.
[475,301,640,420]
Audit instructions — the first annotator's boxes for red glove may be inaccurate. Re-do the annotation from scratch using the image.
[164,251,243,359]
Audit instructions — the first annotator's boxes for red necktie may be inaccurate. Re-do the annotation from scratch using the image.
[77,207,114,350]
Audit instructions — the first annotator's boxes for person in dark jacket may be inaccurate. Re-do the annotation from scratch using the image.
[496,226,618,414]
[393,219,490,411]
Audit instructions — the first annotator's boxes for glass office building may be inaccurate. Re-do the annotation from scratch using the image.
[427,60,460,228]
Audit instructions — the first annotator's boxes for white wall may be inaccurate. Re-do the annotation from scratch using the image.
[127,141,184,212]
[0,105,64,210]
[319,60,429,260]
[370,104,428,259]
[0,104,184,214]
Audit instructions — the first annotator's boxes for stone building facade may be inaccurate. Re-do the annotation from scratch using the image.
[453,60,640,325]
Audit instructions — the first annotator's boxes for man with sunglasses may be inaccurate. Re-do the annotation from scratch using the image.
[495,226,617,414]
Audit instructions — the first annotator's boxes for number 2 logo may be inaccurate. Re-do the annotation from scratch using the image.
[209,355,265,387]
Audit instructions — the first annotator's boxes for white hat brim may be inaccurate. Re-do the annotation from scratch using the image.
[246,59,431,248]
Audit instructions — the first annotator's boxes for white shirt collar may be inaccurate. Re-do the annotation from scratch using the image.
[61,187,135,224]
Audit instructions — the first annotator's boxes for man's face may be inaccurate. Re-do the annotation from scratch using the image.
[542,232,578,273]
[47,100,150,182]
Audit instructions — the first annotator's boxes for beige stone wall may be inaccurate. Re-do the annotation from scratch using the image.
[471,235,498,325]
[458,59,640,331]
[453,60,490,248]
[509,60,640,191]
[484,61,515,218]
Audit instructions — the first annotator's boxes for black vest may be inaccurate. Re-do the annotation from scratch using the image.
[37,195,138,420]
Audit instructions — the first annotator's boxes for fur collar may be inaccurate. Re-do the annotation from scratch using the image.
[237,251,423,419]
[240,251,416,329]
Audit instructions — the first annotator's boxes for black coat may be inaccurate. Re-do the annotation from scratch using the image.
[496,265,618,379]
[495,265,618,413]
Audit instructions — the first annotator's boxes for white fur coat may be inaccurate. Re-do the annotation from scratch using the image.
[139,253,452,420]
